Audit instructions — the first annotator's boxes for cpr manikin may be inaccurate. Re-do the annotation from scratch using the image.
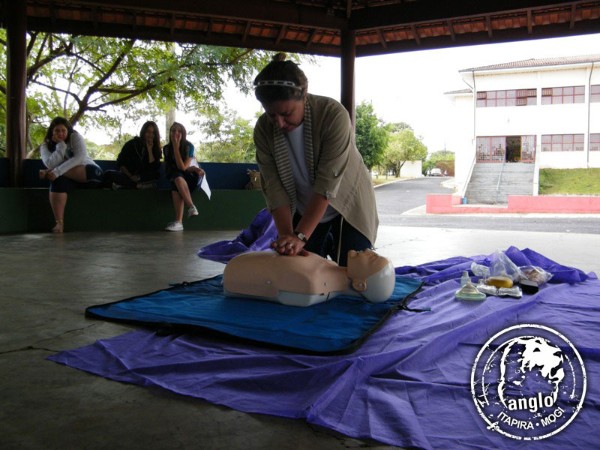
[223,249,396,306]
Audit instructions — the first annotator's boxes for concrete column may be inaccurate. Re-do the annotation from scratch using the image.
[6,1,27,187]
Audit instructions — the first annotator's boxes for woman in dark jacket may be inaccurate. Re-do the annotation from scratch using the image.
[105,121,162,189]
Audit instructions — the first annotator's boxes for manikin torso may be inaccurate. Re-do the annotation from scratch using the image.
[223,249,395,306]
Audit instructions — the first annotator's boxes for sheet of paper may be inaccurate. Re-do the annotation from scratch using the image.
[200,176,211,200]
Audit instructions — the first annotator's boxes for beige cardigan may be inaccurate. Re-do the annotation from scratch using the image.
[254,94,378,244]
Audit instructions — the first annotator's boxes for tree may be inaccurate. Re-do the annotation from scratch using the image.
[0,30,277,155]
[354,101,388,169]
[196,108,257,163]
[382,127,427,176]
[424,149,455,176]
[385,121,413,133]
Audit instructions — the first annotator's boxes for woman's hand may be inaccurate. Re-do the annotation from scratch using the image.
[39,169,57,181]
[271,234,308,257]
[172,134,181,152]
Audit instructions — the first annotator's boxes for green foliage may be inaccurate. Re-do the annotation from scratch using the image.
[354,101,388,169]
[381,127,427,176]
[195,108,257,163]
[423,149,455,175]
[539,168,600,195]
[385,122,413,133]
[429,150,455,163]
[0,31,275,153]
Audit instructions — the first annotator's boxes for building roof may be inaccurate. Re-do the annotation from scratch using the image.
[445,88,472,95]
[4,0,600,57]
[460,54,600,73]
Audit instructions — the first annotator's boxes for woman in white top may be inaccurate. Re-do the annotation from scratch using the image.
[39,117,103,233]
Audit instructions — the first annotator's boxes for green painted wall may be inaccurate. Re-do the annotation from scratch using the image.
[0,188,266,233]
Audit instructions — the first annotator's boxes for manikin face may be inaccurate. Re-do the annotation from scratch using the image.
[263,98,305,133]
[52,124,68,143]
[347,249,395,303]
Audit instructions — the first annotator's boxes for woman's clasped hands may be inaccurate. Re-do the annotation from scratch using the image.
[271,233,308,257]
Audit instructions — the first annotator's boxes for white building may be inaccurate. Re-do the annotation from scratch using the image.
[446,55,600,197]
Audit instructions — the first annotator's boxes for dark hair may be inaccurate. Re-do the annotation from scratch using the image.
[254,53,308,105]
[139,121,162,161]
[44,117,75,144]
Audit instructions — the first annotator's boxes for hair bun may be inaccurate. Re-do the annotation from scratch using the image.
[272,52,287,62]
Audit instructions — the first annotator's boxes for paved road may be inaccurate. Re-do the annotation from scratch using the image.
[375,177,600,235]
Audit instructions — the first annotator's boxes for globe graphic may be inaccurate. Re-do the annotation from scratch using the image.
[472,325,586,441]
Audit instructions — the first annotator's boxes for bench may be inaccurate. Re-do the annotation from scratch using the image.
[0,158,266,233]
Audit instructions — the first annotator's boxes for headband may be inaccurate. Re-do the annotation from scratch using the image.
[255,80,303,90]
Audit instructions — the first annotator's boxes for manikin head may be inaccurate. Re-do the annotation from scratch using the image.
[346,249,395,303]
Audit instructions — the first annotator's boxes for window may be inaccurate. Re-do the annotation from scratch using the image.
[476,137,505,161]
[476,135,536,162]
[476,88,536,107]
[591,85,600,103]
[541,85,585,104]
[477,136,506,162]
[541,134,584,151]
[591,133,600,151]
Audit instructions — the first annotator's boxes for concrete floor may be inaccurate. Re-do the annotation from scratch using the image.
[1,226,599,450]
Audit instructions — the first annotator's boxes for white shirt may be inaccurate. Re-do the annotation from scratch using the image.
[284,124,338,222]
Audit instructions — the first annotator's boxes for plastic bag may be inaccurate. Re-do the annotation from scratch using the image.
[489,250,525,281]
[518,265,553,285]
[470,250,524,281]
[470,262,490,279]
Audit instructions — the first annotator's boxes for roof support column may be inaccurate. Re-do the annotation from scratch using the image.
[6,1,27,186]
[340,29,356,125]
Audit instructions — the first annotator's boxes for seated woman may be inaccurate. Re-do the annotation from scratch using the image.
[39,117,103,233]
[162,122,205,232]
[223,249,396,306]
[103,121,162,189]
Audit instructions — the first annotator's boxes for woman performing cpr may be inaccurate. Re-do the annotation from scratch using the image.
[253,53,378,267]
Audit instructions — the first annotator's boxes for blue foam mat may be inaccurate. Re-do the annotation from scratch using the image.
[86,275,423,353]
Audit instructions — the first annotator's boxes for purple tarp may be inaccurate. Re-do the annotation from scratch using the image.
[49,247,600,449]
[197,208,277,263]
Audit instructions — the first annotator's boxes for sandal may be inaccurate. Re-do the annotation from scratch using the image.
[52,219,64,234]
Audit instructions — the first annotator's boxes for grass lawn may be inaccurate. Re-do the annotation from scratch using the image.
[539,168,600,195]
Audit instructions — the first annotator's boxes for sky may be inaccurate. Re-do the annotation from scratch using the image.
[87,33,600,153]
[221,32,600,153]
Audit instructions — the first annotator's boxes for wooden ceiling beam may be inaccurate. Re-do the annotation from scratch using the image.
[570,3,577,29]
[376,29,388,48]
[24,16,342,56]
[447,20,456,41]
[355,20,600,57]
[276,25,288,45]
[242,21,252,43]
[349,0,590,31]
[411,24,421,45]
[10,0,600,59]
[40,0,346,30]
